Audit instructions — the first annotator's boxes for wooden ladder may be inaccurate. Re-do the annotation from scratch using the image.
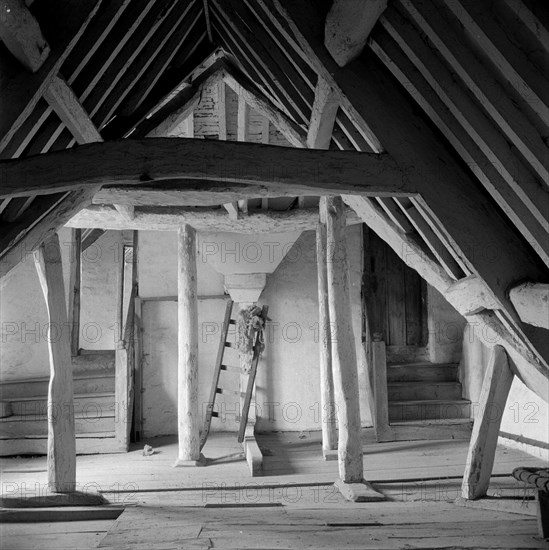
[199,301,268,450]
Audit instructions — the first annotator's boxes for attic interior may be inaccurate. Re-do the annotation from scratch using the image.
[0,0,548,548]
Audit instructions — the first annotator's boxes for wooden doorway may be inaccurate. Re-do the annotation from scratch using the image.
[363,226,428,363]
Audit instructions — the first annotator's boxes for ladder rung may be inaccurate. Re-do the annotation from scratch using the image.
[216,388,245,397]
[220,364,241,373]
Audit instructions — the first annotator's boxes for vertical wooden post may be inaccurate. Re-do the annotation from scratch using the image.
[316,219,337,455]
[67,228,81,357]
[218,80,227,140]
[34,234,76,493]
[462,345,514,499]
[237,95,249,215]
[115,235,125,344]
[175,224,202,465]
[322,196,363,483]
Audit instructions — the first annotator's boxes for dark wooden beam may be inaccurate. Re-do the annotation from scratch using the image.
[0,138,407,199]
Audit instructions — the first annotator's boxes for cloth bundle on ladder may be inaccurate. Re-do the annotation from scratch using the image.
[236,305,265,373]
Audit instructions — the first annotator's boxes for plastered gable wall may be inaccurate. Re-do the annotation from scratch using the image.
[136,225,369,436]
[171,79,291,147]
[0,229,120,381]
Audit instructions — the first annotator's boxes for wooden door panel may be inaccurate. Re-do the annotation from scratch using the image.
[363,226,427,349]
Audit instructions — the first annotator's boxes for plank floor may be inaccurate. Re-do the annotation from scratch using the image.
[1,429,546,549]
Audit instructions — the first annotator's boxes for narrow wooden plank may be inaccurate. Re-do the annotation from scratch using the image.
[202,0,213,42]
[503,0,549,55]
[376,198,414,234]
[33,234,76,492]
[67,228,81,356]
[325,0,387,66]
[175,224,200,464]
[397,197,464,279]
[237,93,249,142]
[316,221,337,454]
[386,247,406,346]
[0,0,50,72]
[372,338,392,442]
[322,196,362,483]
[218,80,227,140]
[462,345,514,500]
[363,226,387,341]
[404,265,422,346]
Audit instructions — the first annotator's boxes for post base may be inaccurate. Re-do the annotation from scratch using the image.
[0,489,107,508]
[173,453,207,468]
[334,478,385,502]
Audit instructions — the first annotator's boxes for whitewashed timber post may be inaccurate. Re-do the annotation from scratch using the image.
[316,218,337,456]
[322,196,384,501]
[174,224,203,466]
[34,234,76,492]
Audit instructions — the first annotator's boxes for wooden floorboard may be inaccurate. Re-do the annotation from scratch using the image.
[1,430,546,548]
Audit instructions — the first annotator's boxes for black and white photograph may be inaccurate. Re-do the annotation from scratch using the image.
[0,0,548,548]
